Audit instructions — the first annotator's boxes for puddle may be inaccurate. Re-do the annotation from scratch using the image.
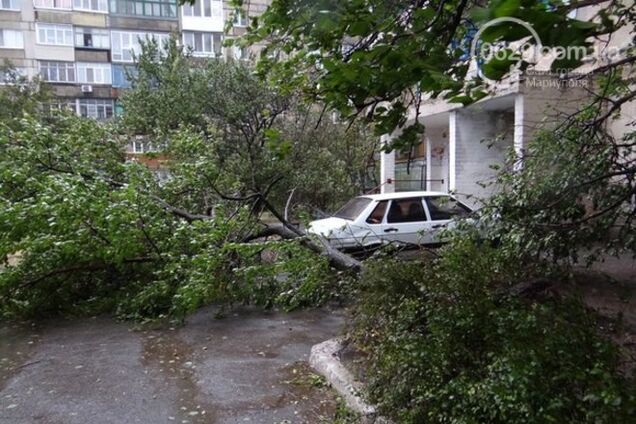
[276,360,341,420]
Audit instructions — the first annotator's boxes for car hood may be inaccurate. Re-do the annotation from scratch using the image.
[307,217,351,237]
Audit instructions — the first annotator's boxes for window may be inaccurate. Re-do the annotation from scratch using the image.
[233,8,247,27]
[425,197,471,221]
[76,62,112,84]
[182,0,221,17]
[334,197,372,221]
[111,31,169,62]
[109,0,177,18]
[34,0,72,9]
[232,45,248,60]
[128,137,159,153]
[0,30,23,49]
[43,99,76,115]
[39,61,76,82]
[0,0,19,10]
[75,27,109,49]
[78,98,114,119]
[73,0,108,11]
[36,23,74,46]
[112,64,136,88]
[366,201,388,224]
[182,31,222,56]
[395,160,426,191]
[387,198,427,223]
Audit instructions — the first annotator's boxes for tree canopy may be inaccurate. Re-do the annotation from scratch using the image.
[0,39,373,319]
[235,0,633,149]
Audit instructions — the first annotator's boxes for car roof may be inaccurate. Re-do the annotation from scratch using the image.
[360,191,451,201]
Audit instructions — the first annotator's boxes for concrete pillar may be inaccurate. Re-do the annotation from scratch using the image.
[380,135,395,194]
[513,94,525,170]
[448,111,457,192]
[425,137,432,191]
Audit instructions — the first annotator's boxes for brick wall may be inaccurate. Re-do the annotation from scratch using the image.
[453,110,513,208]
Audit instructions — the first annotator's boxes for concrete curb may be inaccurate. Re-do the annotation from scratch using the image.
[309,338,391,423]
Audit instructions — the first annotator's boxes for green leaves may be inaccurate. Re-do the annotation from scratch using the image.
[493,0,522,18]
[0,36,374,321]
[240,0,613,138]
[480,50,518,80]
[352,243,635,424]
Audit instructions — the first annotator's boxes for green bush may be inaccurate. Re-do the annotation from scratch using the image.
[351,239,635,423]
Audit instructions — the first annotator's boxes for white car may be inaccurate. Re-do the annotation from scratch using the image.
[307,191,473,250]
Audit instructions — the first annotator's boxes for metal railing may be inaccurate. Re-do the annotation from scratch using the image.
[365,179,446,194]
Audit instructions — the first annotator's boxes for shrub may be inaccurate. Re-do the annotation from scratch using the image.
[351,240,635,423]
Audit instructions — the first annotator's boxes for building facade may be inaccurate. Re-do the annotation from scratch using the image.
[0,0,269,130]
[379,3,635,209]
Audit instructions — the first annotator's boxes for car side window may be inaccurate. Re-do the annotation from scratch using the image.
[426,196,471,220]
[366,200,388,224]
[387,198,427,223]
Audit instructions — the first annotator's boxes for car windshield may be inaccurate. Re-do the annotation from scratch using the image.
[334,197,372,221]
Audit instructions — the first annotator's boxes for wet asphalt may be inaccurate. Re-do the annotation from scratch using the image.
[0,307,345,424]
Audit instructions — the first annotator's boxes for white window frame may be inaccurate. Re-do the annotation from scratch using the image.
[76,62,112,84]
[33,0,73,10]
[233,8,248,27]
[75,27,110,49]
[36,23,74,46]
[233,45,248,61]
[43,99,76,115]
[0,29,24,49]
[182,31,222,57]
[110,0,177,18]
[182,0,222,18]
[111,30,169,63]
[77,98,114,120]
[129,137,157,154]
[73,0,108,13]
[39,61,76,83]
[0,0,19,11]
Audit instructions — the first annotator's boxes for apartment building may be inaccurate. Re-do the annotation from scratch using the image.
[379,4,635,208]
[0,0,269,125]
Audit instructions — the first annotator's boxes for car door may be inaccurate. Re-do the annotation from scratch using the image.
[424,196,472,243]
[380,197,434,245]
[357,200,389,246]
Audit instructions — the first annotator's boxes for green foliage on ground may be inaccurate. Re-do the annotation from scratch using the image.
[0,38,374,320]
[0,113,346,320]
[351,238,635,423]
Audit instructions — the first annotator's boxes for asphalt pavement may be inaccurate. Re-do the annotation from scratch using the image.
[0,307,345,424]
